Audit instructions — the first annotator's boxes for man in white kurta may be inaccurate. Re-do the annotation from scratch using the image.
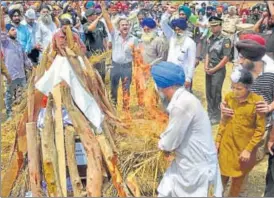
[160,6,196,92]
[151,61,222,197]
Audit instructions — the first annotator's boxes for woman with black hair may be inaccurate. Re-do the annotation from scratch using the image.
[216,68,266,197]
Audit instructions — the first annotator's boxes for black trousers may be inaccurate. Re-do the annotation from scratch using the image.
[94,61,106,83]
[264,154,274,197]
[205,68,226,121]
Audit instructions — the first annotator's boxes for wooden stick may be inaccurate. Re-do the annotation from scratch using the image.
[96,135,130,197]
[41,94,63,197]
[1,90,44,197]
[26,122,42,197]
[61,86,103,197]
[52,85,67,197]
[64,126,85,197]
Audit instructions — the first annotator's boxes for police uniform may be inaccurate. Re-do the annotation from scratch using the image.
[222,14,240,42]
[206,16,232,123]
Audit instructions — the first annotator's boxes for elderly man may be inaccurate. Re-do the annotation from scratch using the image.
[36,5,57,53]
[150,61,222,197]
[8,8,32,54]
[1,23,32,119]
[222,6,240,42]
[205,16,231,125]
[101,3,138,113]
[23,8,40,65]
[160,5,196,92]
[141,18,167,65]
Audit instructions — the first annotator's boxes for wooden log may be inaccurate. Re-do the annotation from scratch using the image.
[26,122,42,197]
[126,174,141,197]
[28,69,36,122]
[61,86,103,197]
[64,126,85,197]
[1,90,44,197]
[52,85,67,197]
[41,94,63,197]
[96,135,130,197]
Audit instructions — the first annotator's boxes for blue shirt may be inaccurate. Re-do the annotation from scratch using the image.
[12,23,32,53]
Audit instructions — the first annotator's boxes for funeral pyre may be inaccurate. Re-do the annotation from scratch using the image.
[1,26,169,197]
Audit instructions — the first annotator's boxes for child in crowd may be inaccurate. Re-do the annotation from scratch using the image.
[216,68,266,196]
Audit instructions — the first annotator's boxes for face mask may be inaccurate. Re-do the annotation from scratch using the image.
[206,12,212,17]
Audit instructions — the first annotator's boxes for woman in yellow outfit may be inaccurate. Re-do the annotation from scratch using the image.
[216,68,266,197]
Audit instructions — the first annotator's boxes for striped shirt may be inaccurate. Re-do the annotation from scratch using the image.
[251,72,274,105]
[251,72,274,128]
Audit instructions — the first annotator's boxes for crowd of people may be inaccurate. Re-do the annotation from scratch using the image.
[1,0,274,197]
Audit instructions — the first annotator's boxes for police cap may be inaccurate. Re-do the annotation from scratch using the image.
[208,16,223,26]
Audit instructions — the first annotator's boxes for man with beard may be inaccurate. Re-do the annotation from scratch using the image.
[23,8,40,65]
[8,8,32,54]
[35,5,57,54]
[83,8,108,81]
[206,6,214,19]
[141,18,167,64]
[160,5,196,92]
[205,16,231,125]
[178,5,194,39]
[196,8,209,62]
[1,22,32,119]
[150,61,222,197]
[101,2,138,114]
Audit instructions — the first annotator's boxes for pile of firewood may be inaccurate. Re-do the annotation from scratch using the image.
[1,26,170,197]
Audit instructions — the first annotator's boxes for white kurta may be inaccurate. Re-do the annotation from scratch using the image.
[158,87,222,197]
[160,12,196,83]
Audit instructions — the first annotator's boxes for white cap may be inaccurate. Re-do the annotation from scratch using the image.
[25,9,36,20]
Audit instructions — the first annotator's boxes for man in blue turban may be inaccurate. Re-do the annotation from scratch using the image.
[160,5,196,92]
[141,18,167,64]
[178,5,192,20]
[151,61,223,197]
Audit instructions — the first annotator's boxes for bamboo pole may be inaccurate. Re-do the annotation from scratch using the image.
[26,122,42,197]
[41,94,63,197]
[64,126,85,197]
[61,86,103,197]
[52,85,67,197]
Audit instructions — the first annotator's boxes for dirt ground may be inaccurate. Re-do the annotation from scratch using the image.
[1,61,268,196]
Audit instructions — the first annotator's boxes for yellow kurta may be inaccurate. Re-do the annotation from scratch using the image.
[216,92,266,177]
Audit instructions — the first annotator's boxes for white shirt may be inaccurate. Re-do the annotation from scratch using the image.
[35,21,57,51]
[160,12,196,83]
[157,87,222,197]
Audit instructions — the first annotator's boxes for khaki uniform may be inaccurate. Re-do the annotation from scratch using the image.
[222,14,240,42]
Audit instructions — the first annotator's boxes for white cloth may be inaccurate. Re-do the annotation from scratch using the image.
[263,55,274,73]
[35,21,57,51]
[35,55,104,131]
[160,12,196,83]
[157,87,222,197]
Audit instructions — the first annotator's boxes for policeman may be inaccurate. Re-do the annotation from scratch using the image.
[222,6,240,42]
[205,16,231,125]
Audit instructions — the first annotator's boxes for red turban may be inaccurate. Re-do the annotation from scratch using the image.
[241,34,266,46]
